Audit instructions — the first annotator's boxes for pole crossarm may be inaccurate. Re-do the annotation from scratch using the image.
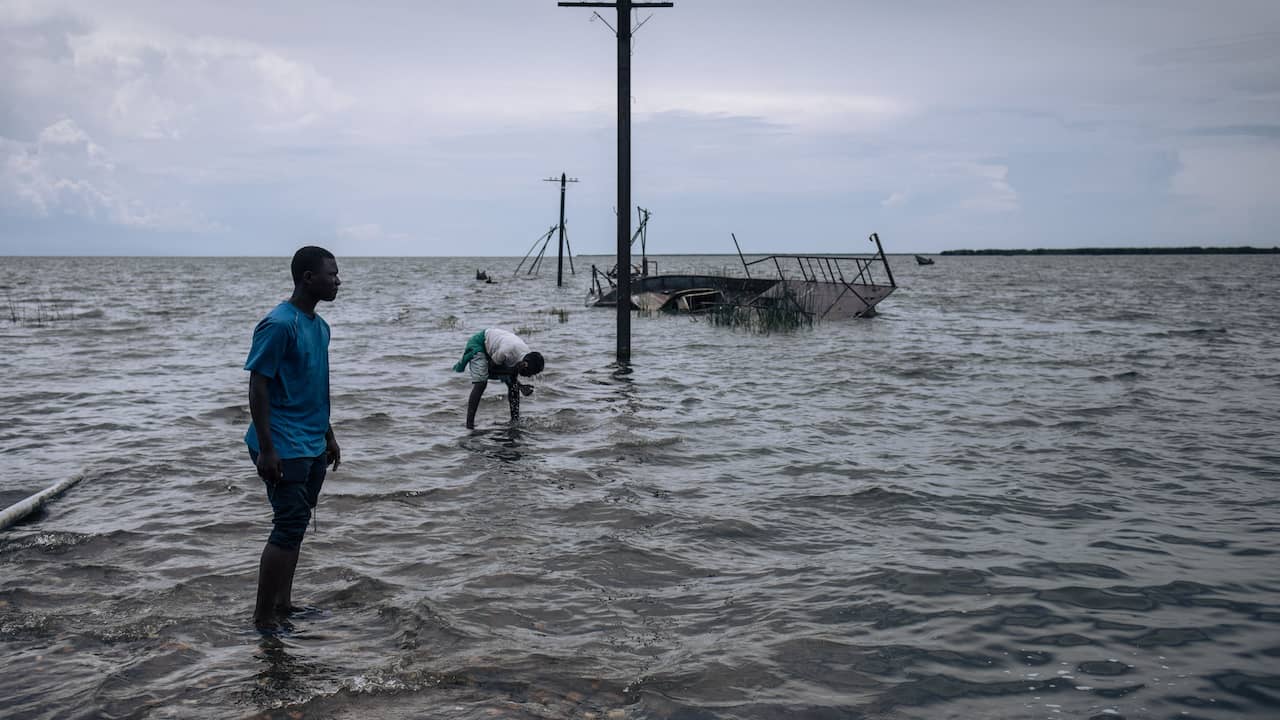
[559,2,672,6]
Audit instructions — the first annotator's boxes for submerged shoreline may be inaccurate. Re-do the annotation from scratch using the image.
[3,254,1279,719]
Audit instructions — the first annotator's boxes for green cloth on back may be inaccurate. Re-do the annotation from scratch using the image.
[452,331,488,372]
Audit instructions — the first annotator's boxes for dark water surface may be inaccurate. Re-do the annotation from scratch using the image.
[2,254,1278,720]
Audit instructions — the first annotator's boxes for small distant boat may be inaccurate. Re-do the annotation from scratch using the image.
[915,255,934,265]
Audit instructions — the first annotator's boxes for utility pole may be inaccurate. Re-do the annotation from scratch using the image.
[543,173,579,287]
[558,0,672,364]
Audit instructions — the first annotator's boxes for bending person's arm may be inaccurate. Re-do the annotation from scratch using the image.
[507,379,520,423]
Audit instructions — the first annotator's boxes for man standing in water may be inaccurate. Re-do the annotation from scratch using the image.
[453,328,545,429]
[244,246,342,633]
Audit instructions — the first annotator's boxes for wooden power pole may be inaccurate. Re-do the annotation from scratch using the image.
[558,0,672,364]
[543,172,579,287]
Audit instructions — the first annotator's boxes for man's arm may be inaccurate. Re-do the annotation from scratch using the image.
[466,381,487,429]
[249,371,282,483]
[506,378,520,423]
[325,426,341,470]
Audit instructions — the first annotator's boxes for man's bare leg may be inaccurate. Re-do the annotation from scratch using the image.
[254,543,299,631]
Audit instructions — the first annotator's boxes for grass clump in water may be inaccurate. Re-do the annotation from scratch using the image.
[6,295,64,326]
[706,299,813,334]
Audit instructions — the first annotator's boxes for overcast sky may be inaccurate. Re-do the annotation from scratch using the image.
[2,1,1278,256]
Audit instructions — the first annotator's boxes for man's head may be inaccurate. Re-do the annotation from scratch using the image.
[518,351,545,377]
[291,246,340,302]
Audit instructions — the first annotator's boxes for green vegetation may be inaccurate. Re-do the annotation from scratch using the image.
[547,307,570,323]
[705,299,813,334]
[6,295,63,326]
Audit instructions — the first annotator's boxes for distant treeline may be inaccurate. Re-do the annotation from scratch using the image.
[939,246,1280,256]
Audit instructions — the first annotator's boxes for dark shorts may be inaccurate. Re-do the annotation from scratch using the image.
[249,450,326,551]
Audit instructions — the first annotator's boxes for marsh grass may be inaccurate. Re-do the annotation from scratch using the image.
[6,294,65,326]
[547,307,570,323]
[706,299,813,334]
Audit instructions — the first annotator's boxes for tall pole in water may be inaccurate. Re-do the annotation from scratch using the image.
[544,173,579,287]
[616,2,632,362]
[558,0,673,364]
[558,172,567,286]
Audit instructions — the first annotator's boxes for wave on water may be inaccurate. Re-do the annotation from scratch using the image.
[2,255,1279,719]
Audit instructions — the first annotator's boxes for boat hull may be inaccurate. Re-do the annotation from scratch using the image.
[592,274,895,319]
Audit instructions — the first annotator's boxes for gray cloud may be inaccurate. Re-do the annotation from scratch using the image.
[1188,124,1280,139]
[2,0,1279,255]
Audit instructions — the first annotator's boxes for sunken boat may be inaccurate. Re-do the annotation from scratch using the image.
[588,233,897,320]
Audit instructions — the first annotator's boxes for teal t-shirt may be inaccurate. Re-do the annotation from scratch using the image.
[244,301,331,459]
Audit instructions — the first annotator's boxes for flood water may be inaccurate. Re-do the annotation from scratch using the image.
[2,253,1278,719]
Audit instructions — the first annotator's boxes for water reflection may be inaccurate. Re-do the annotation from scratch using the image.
[604,361,637,406]
[461,425,524,463]
[240,635,335,711]
[489,426,524,463]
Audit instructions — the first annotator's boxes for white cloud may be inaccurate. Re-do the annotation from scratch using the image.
[64,28,350,139]
[35,117,111,168]
[958,162,1019,213]
[1,118,219,231]
[3,1,1278,253]
[38,117,88,145]
[0,0,55,26]
[336,223,409,244]
[648,91,909,130]
[1172,141,1280,227]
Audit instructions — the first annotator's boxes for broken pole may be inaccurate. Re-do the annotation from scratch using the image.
[731,232,751,279]
[0,473,85,531]
[558,0,673,364]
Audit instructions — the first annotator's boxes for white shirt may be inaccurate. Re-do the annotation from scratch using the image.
[483,328,530,368]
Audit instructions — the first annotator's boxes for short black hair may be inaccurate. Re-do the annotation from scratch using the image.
[523,351,545,375]
[291,246,335,285]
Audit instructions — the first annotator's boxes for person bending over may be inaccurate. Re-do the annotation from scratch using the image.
[453,327,545,429]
